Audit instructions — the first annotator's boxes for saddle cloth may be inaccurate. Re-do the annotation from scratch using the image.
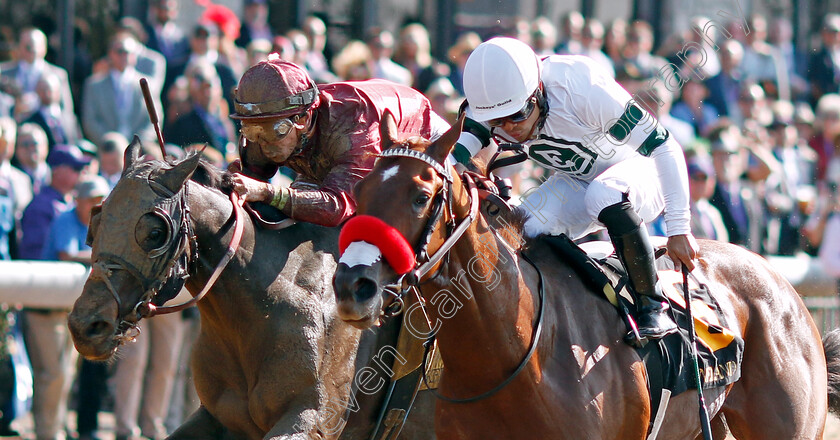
[550,235,744,398]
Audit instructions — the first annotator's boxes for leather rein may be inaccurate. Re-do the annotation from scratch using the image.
[89,179,244,343]
[377,148,545,404]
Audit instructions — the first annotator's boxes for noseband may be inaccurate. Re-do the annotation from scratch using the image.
[90,178,244,343]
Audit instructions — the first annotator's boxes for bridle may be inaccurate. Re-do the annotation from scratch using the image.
[370,147,546,404]
[89,177,244,344]
[375,147,480,317]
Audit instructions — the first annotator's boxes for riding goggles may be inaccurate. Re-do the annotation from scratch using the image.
[488,97,536,127]
[240,116,300,142]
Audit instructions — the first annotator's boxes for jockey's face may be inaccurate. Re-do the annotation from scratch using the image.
[493,99,541,143]
[240,112,310,163]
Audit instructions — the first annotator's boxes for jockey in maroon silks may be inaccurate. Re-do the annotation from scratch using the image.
[229,54,450,227]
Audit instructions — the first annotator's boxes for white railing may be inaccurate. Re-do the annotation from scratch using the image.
[0,261,192,309]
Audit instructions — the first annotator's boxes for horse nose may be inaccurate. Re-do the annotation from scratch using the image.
[83,319,115,340]
[352,277,379,302]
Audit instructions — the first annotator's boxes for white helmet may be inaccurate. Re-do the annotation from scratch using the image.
[463,37,542,122]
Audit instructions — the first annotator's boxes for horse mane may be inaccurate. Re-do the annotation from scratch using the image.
[488,206,529,252]
[191,159,233,195]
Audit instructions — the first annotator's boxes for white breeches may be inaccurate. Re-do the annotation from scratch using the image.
[517,155,664,238]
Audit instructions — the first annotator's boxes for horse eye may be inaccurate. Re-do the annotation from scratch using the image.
[135,213,169,252]
[414,194,431,207]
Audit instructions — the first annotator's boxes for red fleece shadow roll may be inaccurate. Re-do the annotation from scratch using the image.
[339,215,416,274]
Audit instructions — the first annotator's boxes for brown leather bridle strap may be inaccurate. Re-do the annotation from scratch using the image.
[140,191,245,317]
[414,173,480,280]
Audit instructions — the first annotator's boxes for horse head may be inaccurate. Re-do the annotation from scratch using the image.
[68,136,202,360]
[333,111,467,329]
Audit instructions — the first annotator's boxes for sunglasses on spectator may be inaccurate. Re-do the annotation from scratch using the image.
[690,172,709,181]
[240,116,303,142]
[488,96,536,127]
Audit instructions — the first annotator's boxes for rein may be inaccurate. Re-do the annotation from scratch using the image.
[374,148,545,404]
[90,180,244,341]
[375,148,480,315]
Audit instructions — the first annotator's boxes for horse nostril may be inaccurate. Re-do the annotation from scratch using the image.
[353,278,379,302]
[85,320,114,339]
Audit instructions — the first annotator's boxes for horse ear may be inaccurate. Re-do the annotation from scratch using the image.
[427,113,465,164]
[155,153,202,194]
[379,110,400,150]
[123,135,143,173]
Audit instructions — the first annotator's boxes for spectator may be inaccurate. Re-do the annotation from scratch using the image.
[741,14,787,100]
[143,0,190,69]
[367,29,412,87]
[686,152,728,241]
[670,77,719,137]
[112,312,185,440]
[42,175,108,440]
[603,18,628,67]
[96,132,127,188]
[764,101,817,255]
[616,20,668,81]
[808,14,840,105]
[302,15,332,80]
[81,32,155,146]
[446,32,481,96]
[0,118,33,230]
[705,40,745,122]
[810,94,840,183]
[394,23,448,93]
[115,18,168,106]
[235,0,273,49]
[271,35,296,63]
[19,145,90,440]
[818,186,840,283]
[245,38,272,67]
[579,19,615,77]
[166,23,238,117]
[0,27,74,122]
[199,4,247,78]
[18,144,89,260]
[12,123,50,195]
[330,40,373,81]
[555,10,585,55]
[530,16,558,57]
[707,122,763,250]
[794,101,816,143]
[24,74,80,150]
[769,17,809,101]
[163,61,233,156]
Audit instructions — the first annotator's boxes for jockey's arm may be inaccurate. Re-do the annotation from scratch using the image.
[231,152,364,228]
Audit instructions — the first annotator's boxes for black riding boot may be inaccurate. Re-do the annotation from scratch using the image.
[599,199,677,344]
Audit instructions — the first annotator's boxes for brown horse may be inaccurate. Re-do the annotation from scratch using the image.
[67,138,436,440]
[333,114,840,439]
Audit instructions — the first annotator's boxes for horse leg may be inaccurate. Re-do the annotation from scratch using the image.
[166,405,228,440]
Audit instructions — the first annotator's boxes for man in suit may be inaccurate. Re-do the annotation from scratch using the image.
[143,0,189,68]
[0,27,75,121]
[808,14,840,105]
[705,40,745,124]
[81,32,154,146]
[163,61,233,155]
[24,75,81,150]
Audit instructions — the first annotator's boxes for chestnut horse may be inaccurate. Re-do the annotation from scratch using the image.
[333,114,840,439]
[67,138,435,439]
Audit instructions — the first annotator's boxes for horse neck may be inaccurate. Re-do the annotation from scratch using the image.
[419,176,532,375]
[183,182,256,311]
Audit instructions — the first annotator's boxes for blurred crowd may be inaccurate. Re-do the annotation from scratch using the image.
[1,1,840,439]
